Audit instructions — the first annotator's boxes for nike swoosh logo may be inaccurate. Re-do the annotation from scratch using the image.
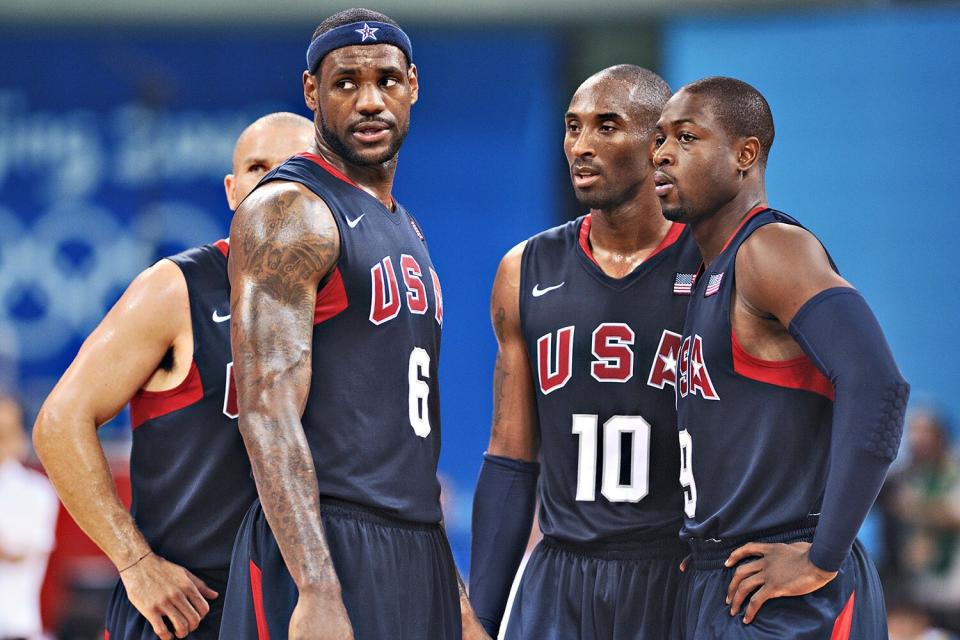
[532,282,565,297]
[212,310,231,323]
[345,213,365,228]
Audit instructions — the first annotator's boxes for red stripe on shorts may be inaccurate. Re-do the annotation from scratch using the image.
[830,591,856,640]
[250,559,271,640]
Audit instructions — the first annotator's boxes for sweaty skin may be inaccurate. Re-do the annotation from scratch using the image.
[229,45,486,639]
[32,114,313,640]
[653,88,848,624]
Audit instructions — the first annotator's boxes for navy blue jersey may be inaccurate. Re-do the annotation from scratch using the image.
[519,215,701,543]
[676,207,835,541]
[128,241,256,575]
[257,153,443,524]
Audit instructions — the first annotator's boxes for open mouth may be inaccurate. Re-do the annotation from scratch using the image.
[572,166,600,189]
[653,171,674,197]
[352,122,391,144]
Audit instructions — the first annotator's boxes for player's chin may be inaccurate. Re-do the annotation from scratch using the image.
[659,202,686,222]
[352,140,400,165]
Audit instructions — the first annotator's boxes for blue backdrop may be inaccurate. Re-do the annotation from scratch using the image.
[662,6,960,426]
[0,26,563,560]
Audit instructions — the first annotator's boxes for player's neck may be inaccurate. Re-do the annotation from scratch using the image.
[691,186,767,267]
[589,197,673,260]
[311,145,398,211]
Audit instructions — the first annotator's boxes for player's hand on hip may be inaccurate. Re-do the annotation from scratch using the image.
[289,590,355,639]
[724,541,838,625]
[120,552,218,639]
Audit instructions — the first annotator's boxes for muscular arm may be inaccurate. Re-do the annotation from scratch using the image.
[33,261,215,639]
[726,224,908,623]
[228,182,351,636]
[469,243,539,636]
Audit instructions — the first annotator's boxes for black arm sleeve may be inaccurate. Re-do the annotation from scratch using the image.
[468,453,539,637]
[788,287,909,571]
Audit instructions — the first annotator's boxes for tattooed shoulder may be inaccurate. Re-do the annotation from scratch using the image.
[229,182,340,305]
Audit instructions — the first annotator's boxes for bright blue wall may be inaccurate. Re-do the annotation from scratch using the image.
[0,27,562,555]
[662,7,960,423]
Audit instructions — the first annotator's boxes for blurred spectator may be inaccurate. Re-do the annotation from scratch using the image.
[0,394,59,640]
[885,408,960,632]
[889,599,959,640]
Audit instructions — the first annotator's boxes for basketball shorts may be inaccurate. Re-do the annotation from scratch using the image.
[673,519,887,639]
[504,534,688,639]
[104,567,227,639]
[218,497,461,640]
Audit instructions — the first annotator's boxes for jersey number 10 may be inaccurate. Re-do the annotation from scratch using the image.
[572,414,650,503]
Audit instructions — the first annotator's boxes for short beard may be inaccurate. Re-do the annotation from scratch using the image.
[660,205,687,222]
[319,113,408,167]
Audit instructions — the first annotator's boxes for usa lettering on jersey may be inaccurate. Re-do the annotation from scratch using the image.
[369,255,443,326]
[536,324,685,395]
[677,334,719,400]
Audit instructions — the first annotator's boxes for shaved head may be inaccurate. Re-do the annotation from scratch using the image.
[225,112,315,211]
[576,64,672,136]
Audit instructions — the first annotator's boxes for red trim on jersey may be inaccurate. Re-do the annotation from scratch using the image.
[104,631,109,640]
[719,205,769,254]
[250,560,271,640]
[579,215,686,265]
[129,361,204,429]
[296,152,397,210]
[731,329,835,400]
[297,152,358,187]
[647,222,686,260]
[830,591,856,640]
[578,215,600,266]
[314,266,349,324]
[213,238,229,257]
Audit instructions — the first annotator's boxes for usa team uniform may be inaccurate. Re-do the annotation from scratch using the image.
[218,154,461,640]
[505,216,700,639]
[106,242,257,639]
[672,208,887,639]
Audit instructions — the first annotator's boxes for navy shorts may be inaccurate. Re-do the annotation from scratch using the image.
[673,520,887,640]
[104,568,227,639]
[218,498,461,640]
[505,534,688,640]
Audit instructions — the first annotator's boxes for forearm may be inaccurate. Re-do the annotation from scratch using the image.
[34,405,149,568]
[241,408,339,594]
[789,287,909,571]
[469,453,538,636]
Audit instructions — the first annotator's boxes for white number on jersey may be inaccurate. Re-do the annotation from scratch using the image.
[678,429,697,518]
[408,347,431,437]
[572,414,650,503]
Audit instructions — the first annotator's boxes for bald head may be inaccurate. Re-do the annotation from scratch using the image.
[574,64,672,136]
[224,112,315,211]
[0,395,26,463]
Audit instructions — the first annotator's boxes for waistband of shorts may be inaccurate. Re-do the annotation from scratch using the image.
[542,532,689,561]
[686,516,819,569]
[318,496,441,531]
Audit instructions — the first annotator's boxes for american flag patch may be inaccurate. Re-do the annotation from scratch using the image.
[674,273,696,295]
[705,273,724,297]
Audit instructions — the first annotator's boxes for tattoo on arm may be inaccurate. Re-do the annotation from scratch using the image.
[229,185,341,593]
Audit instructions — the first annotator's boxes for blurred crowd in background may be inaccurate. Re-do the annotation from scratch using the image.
[2,1,959,639]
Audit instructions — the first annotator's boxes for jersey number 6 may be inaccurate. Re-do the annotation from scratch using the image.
[408,347,431,437]
[572,414,650,503]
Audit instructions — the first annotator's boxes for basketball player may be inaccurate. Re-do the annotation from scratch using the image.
[33,112,314,640]
[219,8,485,640]
[652,77,908,638]
[469,65,699,639]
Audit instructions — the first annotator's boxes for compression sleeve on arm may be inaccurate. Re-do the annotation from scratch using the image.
[469,453,539,637]
[788,287,909,571]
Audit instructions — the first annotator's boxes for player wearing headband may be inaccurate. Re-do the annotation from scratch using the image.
[218,9,486,640]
